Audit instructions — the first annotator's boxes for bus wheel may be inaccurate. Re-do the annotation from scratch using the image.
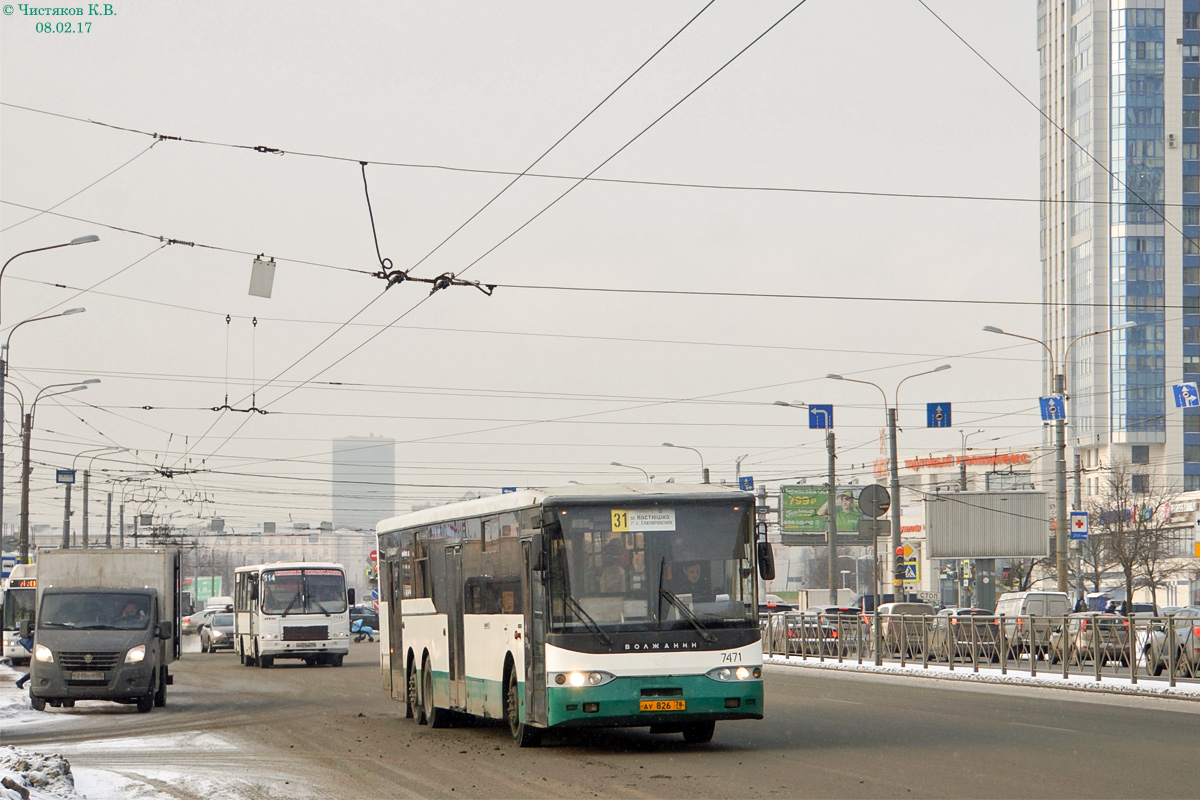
[330,654,343,667]
[423,657,449,729]
[682,721,715,744]
[408,662,426,724]
[506,670,541,748]
[260,655,274,669]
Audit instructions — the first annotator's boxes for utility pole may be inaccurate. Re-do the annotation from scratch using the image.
[18,412,31,563]
[82,469,89,548]
[1053,371,1068,593]
[119,501,125,549]
[105,490,112,547]
[826,430,837,604]
[888,407,902,598]
[61,482,72,549]
[1074,453,1084,603]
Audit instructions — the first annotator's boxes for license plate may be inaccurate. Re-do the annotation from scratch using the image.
[640,699,685,712]
[71,671,104,681]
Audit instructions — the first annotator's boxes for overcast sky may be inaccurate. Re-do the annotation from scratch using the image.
[0,1,1044,531]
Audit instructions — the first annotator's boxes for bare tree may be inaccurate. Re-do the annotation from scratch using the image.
[1087,462,1179,609]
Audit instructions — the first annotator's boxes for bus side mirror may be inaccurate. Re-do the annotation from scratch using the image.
[348,588,356,606]
[20,620,32,638]
[530,532,547,573]
[250,583,258,601]
[757,541,775,581]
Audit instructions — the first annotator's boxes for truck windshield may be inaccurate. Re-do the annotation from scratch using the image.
[2,587,35,629]
[39,592,151,630]
[547,501,756,634]
[260,568,347,615]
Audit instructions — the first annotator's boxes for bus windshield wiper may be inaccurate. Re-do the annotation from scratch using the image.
[563,594,612,646]
[310,596,330,616]
[281,591,302,617]
[659,587,718,644]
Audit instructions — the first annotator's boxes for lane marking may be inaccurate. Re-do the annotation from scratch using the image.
[1008,721,1078,734]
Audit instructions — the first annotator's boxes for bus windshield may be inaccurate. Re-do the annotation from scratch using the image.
[3,587,36,630]
[547,502,755,634]
[260,568,347,615]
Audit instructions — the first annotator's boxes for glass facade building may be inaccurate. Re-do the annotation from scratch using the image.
[1040,0,1198,495]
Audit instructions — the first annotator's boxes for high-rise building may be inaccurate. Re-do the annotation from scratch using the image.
[1039,2,1199,496]
[332,436,395,531]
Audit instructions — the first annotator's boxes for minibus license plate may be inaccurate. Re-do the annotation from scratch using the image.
[72,671,104,681]
[640,699,685,712]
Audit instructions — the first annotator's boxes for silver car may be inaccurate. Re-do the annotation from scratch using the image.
[1143,607,1200,676]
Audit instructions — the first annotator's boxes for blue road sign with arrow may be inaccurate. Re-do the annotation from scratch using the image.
[808,405,833,429]
[738,476,754,491]
[1039,396,1065,421]
[1173,383,1200,408]
[926,403,951,428]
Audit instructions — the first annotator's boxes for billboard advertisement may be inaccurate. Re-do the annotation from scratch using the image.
[781,485,863,533]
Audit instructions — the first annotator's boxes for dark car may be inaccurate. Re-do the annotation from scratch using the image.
[350,604,379,632]
[928,607,999,663]
[199,612,235,652]
[767,606,861,656]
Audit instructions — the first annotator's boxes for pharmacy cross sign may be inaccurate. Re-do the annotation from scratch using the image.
[1069,510,1089,541]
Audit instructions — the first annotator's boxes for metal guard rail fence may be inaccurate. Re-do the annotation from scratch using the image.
[760,611,1200,688]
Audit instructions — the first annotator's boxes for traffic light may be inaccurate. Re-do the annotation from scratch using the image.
[893,546,905,584]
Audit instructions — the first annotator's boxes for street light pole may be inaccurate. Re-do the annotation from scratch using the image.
[610,461,651,483]
[0,235,99,325]
[18,380,98,562]
[72,446,126,549]
[1,307,86,543]
[829,365,951,599]
[661,443,708,484]
[983,322,1134,593]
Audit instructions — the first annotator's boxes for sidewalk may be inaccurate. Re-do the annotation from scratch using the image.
[765,652,1200,701]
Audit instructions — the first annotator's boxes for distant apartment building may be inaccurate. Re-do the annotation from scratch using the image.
[332,436,396,531]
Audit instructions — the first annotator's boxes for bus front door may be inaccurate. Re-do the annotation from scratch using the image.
[522,540,547,725]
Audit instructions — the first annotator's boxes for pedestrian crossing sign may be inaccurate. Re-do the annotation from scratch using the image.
[902,560,919,583]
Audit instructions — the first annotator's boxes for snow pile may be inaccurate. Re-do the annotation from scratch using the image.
[0,747,79,800]
[766,653,1200,699]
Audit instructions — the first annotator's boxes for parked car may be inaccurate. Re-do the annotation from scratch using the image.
[199,612,235,653]
[994,591,1070,658]
[803,606,863,656]
[876,602,936,657]
[1048,612,1130,666]
[349,604,379,632]
[181,606,221,635]
[1143,606,1200,676]
[928,607,999,663]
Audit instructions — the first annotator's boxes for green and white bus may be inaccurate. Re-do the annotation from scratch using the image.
[376,484,774,746]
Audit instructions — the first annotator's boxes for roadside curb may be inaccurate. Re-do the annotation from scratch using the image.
[764,655,1200,702]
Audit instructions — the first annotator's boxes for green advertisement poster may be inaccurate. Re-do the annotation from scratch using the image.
[781,485,863,533]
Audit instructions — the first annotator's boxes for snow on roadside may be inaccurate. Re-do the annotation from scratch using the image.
[765,652,1200,699]
[0,746,79,800]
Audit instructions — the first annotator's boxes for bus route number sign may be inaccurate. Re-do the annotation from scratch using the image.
[611,509,676,533]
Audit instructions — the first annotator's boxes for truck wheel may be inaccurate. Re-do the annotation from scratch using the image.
[136,689,154,713]
[154,668,167,707]
[30,694,46,712]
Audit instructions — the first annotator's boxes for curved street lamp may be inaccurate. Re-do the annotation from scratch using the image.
[610,461,651,483]
[983,321,1135,592]
[661,443,708,484]
[827,365,951,596]
[0,235,99,324]
[1,307,86,537]
[71,446,128,549]
[18,379,99,562]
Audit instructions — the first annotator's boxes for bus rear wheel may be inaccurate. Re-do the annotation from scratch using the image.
[506,670,541,748]
[422,656,449,728]
[682,721,715,744]
[408,661,425,724]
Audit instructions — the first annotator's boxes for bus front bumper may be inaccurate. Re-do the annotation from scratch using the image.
[545,673,763,728]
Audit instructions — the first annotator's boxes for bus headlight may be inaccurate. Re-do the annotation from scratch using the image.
[34,644,54,663]
[706,665,760,681]
[125,644,146,664]
[552,671,615,687]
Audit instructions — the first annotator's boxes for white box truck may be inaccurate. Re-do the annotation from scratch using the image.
[22,548,180,713]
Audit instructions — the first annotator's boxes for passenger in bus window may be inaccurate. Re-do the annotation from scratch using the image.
[597,539,627,593]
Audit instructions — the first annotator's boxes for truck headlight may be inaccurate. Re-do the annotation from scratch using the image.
[34,644,54,663]
[125,644,146,664]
